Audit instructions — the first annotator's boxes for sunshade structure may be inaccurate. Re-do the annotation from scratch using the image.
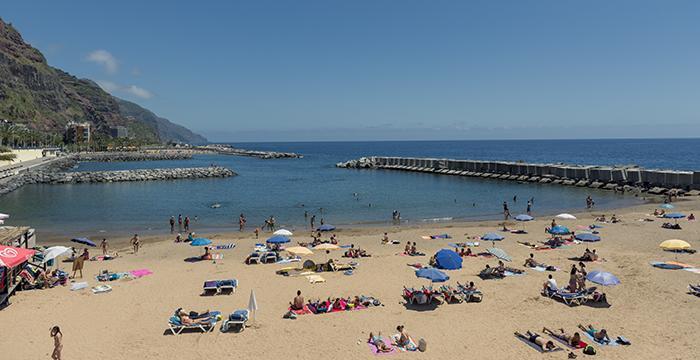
[586,270,620,286]
[266,235,290,244]
[189,238,212,246]
[514,214,534,222]
[660,204,674,209]
[313,243,339,251]
[487,247,512,262]
[555,213,577,220]
[415,267,449,282]
[285,246,313,256]
[574,233,601,242]
[273,229,293,236]
[42,246,72,263]
[659,239,691,251]
[0,245,35,268]
[548,226,571,235]
[663,213,686,219]
[71,237,96,247]
[434,249,462,270]
[317,224,336,232]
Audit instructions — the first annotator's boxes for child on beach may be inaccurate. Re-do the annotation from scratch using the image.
[50,326,62,360]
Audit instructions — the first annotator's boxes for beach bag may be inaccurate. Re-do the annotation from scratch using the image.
[583,345,596,355]
[418,338,427,352]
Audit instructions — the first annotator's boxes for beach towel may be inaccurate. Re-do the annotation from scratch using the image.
[129,269,153,278]
[276,258,301,264]
[504,271,525,277]
[650,261,684,270]
[583,331,619,346]
[289,305,313,315]
[391,334,417,351]
[91,284,112,294]
[215,243,235,250]
[306,274,326,284]
[70,282,88,291]
[546,334,588,350]
[367,337,397,355]
[515,334,564,353]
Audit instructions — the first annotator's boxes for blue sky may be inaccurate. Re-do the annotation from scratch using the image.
[4,1,700,141]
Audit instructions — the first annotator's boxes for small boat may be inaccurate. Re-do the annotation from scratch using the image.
[210,203,221,209]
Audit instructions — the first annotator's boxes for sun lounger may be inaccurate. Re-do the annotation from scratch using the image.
[263,252,278,264]
[168,311,220,335]
[247,252,262,264]
[479,268,505,279]
[221,309,249,332]
[203,281,218,295]
[403,286,441,305]
[542,287,587,306]
[688,284,700,297]
[218,279,237,293]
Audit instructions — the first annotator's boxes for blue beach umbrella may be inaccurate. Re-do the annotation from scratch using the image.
[663,213,686,219]
[514,214,534,222]
[266,235,290,244]
[71,237,96,247]
[317,224,336,232]
[189,238,212,246]
[434,249,462,270]
[481,233,505,241]
[415,268,449,283]
[548,225,571,235]
[586,270,620,286]
[660,204,674,210]
[574,233,601,242]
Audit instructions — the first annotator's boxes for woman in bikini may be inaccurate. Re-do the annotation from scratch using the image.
[543,327,582,347]
[368,332,392,352]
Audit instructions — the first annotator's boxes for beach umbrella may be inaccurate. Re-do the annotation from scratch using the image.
[266,235,290,244]
[313,243,339,251]
[71,237,96,247]
[42,246,71,263]
[660,204,674,209]
[285,246,313,256]
[663,213,686,219]
[514,214,534,222]
[575,233,601,242]
[586,270,620,286]
[0,245,35,268]
[273,229,293,236]
[317,224,336,232]
[487,247,512,262]
[248,289,258,324]
[481,233,505,241]
[659,239,691,251]
[189,238,212,246]
[548,226,571,235]
[415,267,449,282]
[555,213,577,220]
[0,213,9,220]
[434,249,462,270]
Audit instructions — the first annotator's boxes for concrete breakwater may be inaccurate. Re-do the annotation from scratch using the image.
[337,157,700,194]
[197,145,303,159]
[23,166,235,185]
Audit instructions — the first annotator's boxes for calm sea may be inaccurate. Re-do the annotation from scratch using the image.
[1,139,698,239]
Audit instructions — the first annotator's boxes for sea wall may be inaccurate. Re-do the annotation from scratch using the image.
[337,157,700,194]
[24,166,235,184]
[197,145,303,159]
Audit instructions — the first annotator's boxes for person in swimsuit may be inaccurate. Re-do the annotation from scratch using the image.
[396,325,413,348]
[50,326,63,360]
[543,327,581,347]
[290,290,304,310]
[578,324,610,343]
[515,330,556,351]
[368,332,392,352]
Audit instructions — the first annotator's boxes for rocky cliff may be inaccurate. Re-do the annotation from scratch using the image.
[0,18,206,144]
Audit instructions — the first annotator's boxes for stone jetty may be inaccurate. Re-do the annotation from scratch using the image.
[22,166,234,185]
[337,156,700,195]
[72,151,193,162]
[197,144,303,159]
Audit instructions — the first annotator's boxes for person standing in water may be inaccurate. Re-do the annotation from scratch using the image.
[178,214,183,230]
[239,213,246,231]
[50,326,63,360]
[526,200,532,215]
[310,215,316,229]
[169,216,175,233]
[184,216,190,231]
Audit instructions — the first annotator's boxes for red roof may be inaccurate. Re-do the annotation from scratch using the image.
[0,245,35,269]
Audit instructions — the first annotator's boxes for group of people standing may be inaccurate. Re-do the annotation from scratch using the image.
[503,196,535,220]
[169,214,193,233]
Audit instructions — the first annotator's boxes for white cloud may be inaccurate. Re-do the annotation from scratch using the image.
[125,85,153,99]
[97,80,153,100]
[86,50,118,74]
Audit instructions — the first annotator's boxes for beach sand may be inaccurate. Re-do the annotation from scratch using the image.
[1,198,698,359]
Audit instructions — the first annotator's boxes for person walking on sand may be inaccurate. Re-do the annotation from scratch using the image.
[254,227,260,239]
[503,201,511,220]
[50,326,62,360]
[169,216,175,233]
[131,234,140,255]
[100,238,108,256]
[526,200,532,215]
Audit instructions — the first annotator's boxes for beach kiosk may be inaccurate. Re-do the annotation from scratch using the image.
[0,244,36,308]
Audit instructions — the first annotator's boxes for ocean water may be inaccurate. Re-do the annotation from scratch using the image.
[1,139,698,238]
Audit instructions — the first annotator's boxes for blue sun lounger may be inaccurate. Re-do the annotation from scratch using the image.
[221,309,250,332]
[168,311,221,335]
[542,287,587,306]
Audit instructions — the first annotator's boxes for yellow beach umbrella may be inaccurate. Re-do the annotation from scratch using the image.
[659,239,691,251]
[285,246,313,256]
[313,243,340,251]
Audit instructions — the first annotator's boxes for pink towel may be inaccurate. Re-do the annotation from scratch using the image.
[368,337,396,355]
[129,269,153,278]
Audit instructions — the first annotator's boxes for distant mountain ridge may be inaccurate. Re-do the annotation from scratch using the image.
[0,18,206,144]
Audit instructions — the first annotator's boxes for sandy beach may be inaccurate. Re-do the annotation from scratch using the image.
[1,198,698,360]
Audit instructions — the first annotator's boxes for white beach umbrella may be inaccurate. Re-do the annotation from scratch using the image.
[248,289,258,324]
[0,213,9,220]
[555,213,577,220]
[0,219,4,225]
[42,246,72,263]
[274,229,293,236]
